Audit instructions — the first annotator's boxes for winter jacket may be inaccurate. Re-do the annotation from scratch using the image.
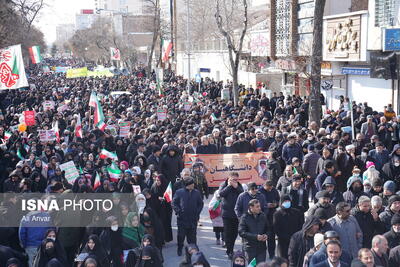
[238,211,270,252]
[379,207,396,232]
[384,228,400,249]
[234,191,267,218]
[265,158,282,186]
[351,205,385,248]
[288,216,321,267]
[282,142,304,165]
[273,207,304,241]
[147,154,161,172]
[197,144,218,154]
[218,180,244,219]
[309,244,352,267]
[19,211,52,248]
[172,187,204,228]
[389,244,400,267]
[321,176,344,206]
[303,151,321,180]
[276,175,292,193]
[368,149,390,171]
[160,146,183,183]
[328,215,363,258]
[343,176,369,208]
[315,170,330,192]
[280,185,309,213]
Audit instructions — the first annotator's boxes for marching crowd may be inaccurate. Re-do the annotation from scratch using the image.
[1,60,400,267]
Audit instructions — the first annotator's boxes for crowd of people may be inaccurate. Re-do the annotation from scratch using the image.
[1,58,400,267]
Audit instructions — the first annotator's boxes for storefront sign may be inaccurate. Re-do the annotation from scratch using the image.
[341,67,370,75]
[325,14,361,61]
[383,28,400,52]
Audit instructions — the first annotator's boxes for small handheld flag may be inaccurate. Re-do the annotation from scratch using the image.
[163,182,173,202]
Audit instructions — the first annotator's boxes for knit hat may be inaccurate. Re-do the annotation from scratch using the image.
[315,190,331,199]
[314,208,329,220]
[308,144,315,151]
[120,161,129,169]
[280,194,291,205]
[366,161,375,169]
[384,181,396,193]
[371,178,383,187]
[314,233,324,247]
[391,214,400,226]
[388,195,400,208]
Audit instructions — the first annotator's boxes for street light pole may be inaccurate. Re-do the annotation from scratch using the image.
[186,0,191,95]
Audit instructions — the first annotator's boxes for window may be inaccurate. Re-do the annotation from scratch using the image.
[375,0,395,26]
[275,0,291,56]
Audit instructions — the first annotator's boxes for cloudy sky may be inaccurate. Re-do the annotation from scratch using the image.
[35,0,95,44]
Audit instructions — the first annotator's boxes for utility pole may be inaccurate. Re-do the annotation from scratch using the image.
[173,0,177,73]
[186,0,191,94]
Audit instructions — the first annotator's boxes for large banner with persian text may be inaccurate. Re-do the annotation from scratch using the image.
[184,152,271,187]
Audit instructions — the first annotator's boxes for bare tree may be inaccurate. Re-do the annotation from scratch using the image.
[215,0,248,106]
[11,0,44,34]
[143,0,161,75]
[309,0,326,126]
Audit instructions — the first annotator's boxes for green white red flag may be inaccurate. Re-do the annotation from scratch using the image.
[0,44,28,90]
[248,258,256,267]
[75,113,83,138]
[107,162,121,182]
[93,172,101,189]
[29,46,42,64]
[4,131,11,140]
[110,47,121,60]
[162,39,173,62]
[89,91,106,131]
[100,148,118,161]
[163,182,173,202]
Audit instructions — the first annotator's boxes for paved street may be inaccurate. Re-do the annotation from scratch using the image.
[163,199,241,267]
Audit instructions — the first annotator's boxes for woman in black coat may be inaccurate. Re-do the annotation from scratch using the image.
[99,216,123,267]
[140,207,165,252]
[32,239,67,267]
[81,234,110,267]
[150,174,173,242]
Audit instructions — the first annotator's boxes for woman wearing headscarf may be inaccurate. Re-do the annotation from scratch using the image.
[124,234,163,267]
[32,238,67,267]
[140,208,165,251]
[122,212,145,250]
[190,251,210,267]
[133,245,163,267]
[30,171,46,193]
[179,243,199,267]
[99,216,123,267]
[81,234,110,267]
[150,174,173,243]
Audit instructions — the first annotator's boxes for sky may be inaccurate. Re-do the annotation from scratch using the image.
[35,0,95,45]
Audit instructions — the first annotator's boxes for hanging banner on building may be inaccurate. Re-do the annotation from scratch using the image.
[119,122,130,138]
[250,30,270,57]
[184,152,271,187]
[24,110,35,126]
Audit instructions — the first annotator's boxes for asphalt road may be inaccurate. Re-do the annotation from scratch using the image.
[162,199,241,267]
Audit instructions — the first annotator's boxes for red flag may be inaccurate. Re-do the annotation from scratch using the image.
[24,110,35,126]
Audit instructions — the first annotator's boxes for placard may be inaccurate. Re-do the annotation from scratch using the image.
[132,185,141,194]
[119,122,131,138]
[184,102,191,111]
[38,130,56,142]
[157,109,167,121]
[24,111,35,126]
[59,161,80,184]
[106,125,118,137]
[43,101,55,111]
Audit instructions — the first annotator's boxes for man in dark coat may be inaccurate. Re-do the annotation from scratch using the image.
[303,144,320,199]
[371,235,389,267]
[172,178,204,256]
[288,215,321,267]
[280,175,309,213]
[343,176,369,208]
[380,195,400,232]
[389,244,400,267]
[308,190,336,219]
[313,240,350,267]
[161,145,183,184]
[218,172,243,258]
[235,182,267,218]
[264,151,282,186]
[322,176,344,206]
[384,213,400,249]
[147,146,162,172]
[315,161,335,192]
[196,136,218,154]
[282,133,303,164]
[273,194,304,259]
[238,199,270,264]
[352,196,385,249]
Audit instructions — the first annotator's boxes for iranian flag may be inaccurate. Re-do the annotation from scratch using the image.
[210,113,217,122]
[4,131,11,140]
[29,46,42,64]
[248,258,256,267]
[110,47,121,60]
[163,182,173,202]
[100,148,118,161]
[162,39,173,62]
[157,78,164,97]
[17,149,24,160]
[53,121,60,143]
[75,113,83,138]
[89,91,106,131]
[93,172,101,189]
[107,162,122,182]
[0,44,29,90]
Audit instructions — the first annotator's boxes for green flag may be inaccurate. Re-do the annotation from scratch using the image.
[248,258,256,267]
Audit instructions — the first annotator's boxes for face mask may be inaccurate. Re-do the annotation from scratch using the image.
[308,137,313,141]
[143,215,151,222]
[45,247,55,256]
[48,237,56,242]
[395,163,400,167]
[111,225,118,231]
[193,265,204,267]
[361,152,367,157]
[282,201,291,209]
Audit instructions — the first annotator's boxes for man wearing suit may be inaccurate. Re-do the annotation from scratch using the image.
[361,115,377,141]
[314,240,349,267]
